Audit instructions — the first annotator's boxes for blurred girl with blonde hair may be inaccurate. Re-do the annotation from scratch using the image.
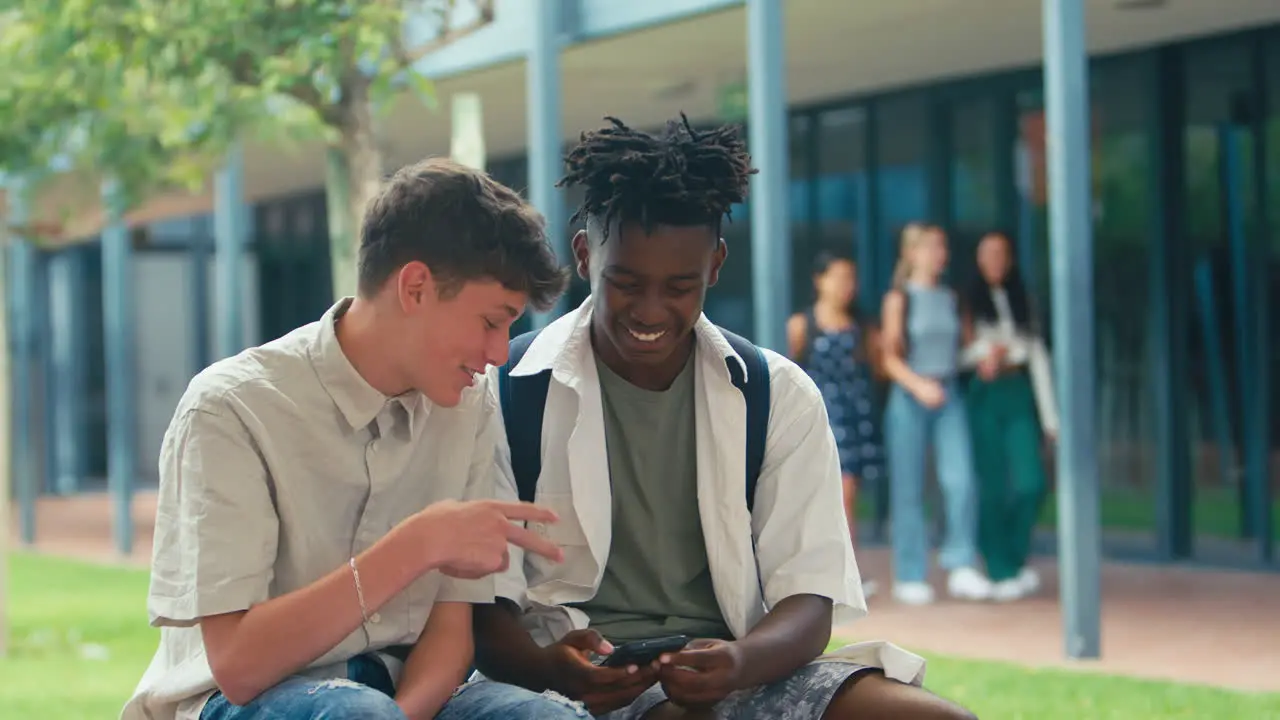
[879,222,991,605]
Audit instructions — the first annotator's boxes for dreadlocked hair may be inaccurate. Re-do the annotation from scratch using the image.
[557,113,757,240]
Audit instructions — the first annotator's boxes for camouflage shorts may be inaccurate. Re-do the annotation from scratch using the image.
[598,661,875,720]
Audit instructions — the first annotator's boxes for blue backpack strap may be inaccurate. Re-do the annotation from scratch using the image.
[497,330,550,504]
[716,327,771,513]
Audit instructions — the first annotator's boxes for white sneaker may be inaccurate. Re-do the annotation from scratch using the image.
[947,566,993,601]
[991,578,1027,602]
[892,581,935,606]
[862,579,879,598]
[1016,567,1041,594]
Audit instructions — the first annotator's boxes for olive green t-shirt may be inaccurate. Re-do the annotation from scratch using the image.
[572,351,732,644]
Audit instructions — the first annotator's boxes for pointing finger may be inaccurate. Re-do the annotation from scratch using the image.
[489,501,560,524]
[505,525,564,563]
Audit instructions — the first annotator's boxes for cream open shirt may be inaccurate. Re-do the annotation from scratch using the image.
[485,298,927,685]
[122,298,496,720]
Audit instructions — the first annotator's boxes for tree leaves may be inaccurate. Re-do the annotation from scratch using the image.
[0,0,487,216]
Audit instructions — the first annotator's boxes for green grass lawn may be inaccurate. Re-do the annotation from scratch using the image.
[4,553,1279,719]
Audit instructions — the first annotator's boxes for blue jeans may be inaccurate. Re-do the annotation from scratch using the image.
[884,381,978,583]
[201,656,585,719]
[445,680,589,718]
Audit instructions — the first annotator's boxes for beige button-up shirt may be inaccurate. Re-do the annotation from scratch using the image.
[122,299,497,720]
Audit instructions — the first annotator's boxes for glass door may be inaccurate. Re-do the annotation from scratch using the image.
[1015,55,1161,556]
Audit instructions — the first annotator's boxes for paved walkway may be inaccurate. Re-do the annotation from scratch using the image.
[10,492,1280,693]
[844,548,1280,693]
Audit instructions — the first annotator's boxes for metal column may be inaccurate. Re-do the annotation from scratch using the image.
[526,0,566,328]
[36,252,57,496]
[49,248,89,495]
[101,179,137,556]
[214,145,247,360]
[7,180,38,545]
[746,0,790,353]
[189,234,212,374]
[1042,0,1101,659]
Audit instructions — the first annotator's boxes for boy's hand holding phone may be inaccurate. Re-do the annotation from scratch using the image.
[540,629,660,715]
[657,638,747,710]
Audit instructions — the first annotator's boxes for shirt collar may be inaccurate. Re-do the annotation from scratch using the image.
[309,297,427,433]
[512,295,748,384]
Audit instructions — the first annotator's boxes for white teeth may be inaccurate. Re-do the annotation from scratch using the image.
[628,328,665,343]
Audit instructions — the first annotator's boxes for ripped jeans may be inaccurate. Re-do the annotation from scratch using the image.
[201,655,585,719]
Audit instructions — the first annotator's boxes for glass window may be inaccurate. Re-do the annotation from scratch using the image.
[873,93,931,295]
[1264,33,1280,557]
[948,95,999,292]
[703,118,807,341]
[814,106,871,304]
[1092,54,1158,545]
[1018,53,1160,550]
[707,122,755,339]
[1183,38,1261,547]
[788,115,815,312]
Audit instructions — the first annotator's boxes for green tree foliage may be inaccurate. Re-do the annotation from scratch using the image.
[0,0,495,294]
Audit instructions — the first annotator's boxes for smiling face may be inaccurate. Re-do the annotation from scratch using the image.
[392,261,527,407]
[572,218,726,387]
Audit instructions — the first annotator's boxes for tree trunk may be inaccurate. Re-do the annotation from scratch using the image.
[325,77,385,299]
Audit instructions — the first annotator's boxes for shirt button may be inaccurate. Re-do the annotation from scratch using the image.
[369,612,381,624]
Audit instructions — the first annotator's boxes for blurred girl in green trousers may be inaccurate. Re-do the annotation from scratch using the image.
[961,231,1058,602]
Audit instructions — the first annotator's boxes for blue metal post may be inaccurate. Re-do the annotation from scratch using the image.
[36,251,56,496]
[1042,0,1101,659]
[101,179,136,556]
[7,179,38,544]
[49,248,89,495]
[747,0,790,352]
[188,234,211,373]
[526,0,566,329]
[214,146,247,360]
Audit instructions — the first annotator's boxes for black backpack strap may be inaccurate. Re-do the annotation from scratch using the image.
[497,330,550,504]
[717,327,771,513]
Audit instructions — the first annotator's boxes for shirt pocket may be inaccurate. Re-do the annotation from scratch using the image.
[526,491,595,591]
[530,491,589,547]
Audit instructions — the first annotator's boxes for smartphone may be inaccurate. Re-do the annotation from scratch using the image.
[595,635,690,668]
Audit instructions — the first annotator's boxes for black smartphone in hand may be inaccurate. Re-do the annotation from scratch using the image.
[595,635,690,668]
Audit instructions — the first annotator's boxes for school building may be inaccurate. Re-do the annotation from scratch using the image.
[6,0,1278,627]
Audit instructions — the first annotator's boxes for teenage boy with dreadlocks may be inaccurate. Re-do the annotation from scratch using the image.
[458,116,975,719]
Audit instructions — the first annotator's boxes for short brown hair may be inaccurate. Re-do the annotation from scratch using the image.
[358,157,569,310]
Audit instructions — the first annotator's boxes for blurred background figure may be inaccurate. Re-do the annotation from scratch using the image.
[961,231,1058,602]
[788,252,885,597]
[880,223,991,606]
